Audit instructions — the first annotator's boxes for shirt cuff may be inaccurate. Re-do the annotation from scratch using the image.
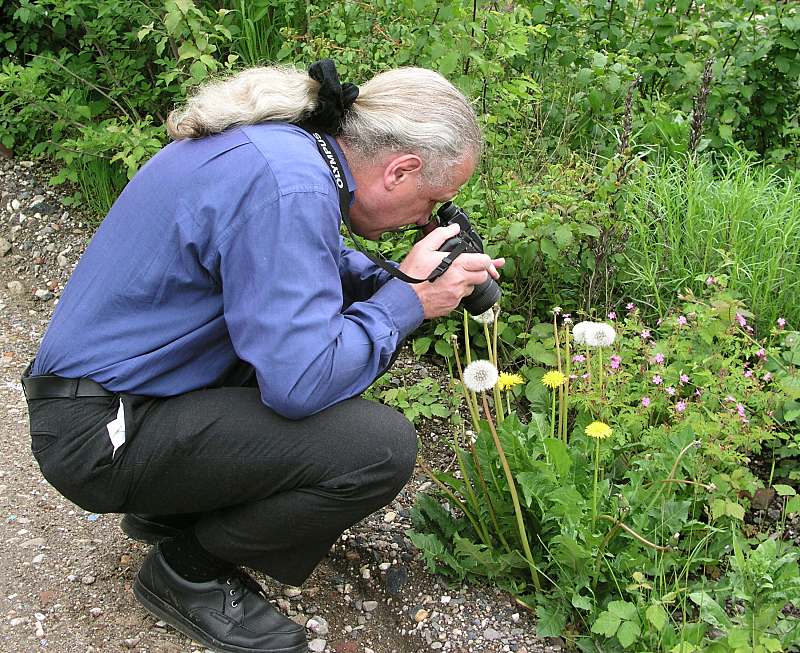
[369,278,425,339]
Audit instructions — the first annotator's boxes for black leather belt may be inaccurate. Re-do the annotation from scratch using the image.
[22,370,115,400]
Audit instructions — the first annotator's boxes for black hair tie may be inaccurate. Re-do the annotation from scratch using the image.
[305,59,359,135]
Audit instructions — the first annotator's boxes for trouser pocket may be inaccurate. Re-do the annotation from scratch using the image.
[27,395,133,513]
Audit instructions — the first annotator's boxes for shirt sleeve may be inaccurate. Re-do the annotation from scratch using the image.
[338,237,397,306]
[218,190,424,419]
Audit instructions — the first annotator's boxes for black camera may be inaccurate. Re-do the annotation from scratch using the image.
[435,201,501,316]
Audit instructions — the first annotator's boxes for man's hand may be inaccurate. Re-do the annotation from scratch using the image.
[399,223,505,319]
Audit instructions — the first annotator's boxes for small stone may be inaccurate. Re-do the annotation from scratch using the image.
[306,615,329,636]
[360,567,370,580]
[31,554,44,564]
[0,238,11,256]
[6,280,24,295]
[483,627,502,640]
[57,254,69,267]
[11,199,20,211]
[431,644,443,650]
[414,608,429,622]
[154,620,167,628]
[440,595,451,604]
[511,612,520,623]
[81,574,96,585]
[9,617,27,626]
[89,607,103,618]
[123,636,140,648]
[283,587,302,598]
[362,600,378,612]
[383,511,397,523]
[35,622,45,639]
[308,638,326,652]
[20,537,45,548]
[34,613,46,622]
[34,289,53,301]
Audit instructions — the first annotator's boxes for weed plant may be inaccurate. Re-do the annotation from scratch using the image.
[410,288,800,650]
[618,150,800,333]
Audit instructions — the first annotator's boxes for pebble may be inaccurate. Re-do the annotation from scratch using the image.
[123,636,141,648]
[362,600,378,612]
[6,280,25,294]
[35,622,45,638]
[308,638,326,652]
[0,238,10,256]
[306,615,329,636]
[283,587,302,598]
[11,198,20,211]
[81,574,96,585]
[383,511,397,523]
[414,608,429,622]
[34,289,53,301]
[483,627,503,640]
[31,553,44,564]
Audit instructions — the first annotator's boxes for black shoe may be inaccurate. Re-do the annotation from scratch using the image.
[120,513,193,544]
[133,545,307,653]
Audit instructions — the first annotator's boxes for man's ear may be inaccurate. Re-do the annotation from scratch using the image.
[383,154,423,190]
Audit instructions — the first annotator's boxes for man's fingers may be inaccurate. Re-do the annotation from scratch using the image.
[418,223,461,251]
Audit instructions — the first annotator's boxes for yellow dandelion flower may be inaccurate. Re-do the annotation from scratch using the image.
[541,370,567,389]
[585,421,612,439]
[498,372,524,391]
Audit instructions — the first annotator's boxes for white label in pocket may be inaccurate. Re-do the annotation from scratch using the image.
[106,399,126,458]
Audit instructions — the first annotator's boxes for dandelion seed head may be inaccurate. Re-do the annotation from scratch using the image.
[462,360,498,393]
[471,308,494,325]
[572,321,594,345]
[585,323,617,347]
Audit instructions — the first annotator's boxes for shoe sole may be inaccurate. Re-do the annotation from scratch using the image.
[133,577,308,653]
[120,515,182,544]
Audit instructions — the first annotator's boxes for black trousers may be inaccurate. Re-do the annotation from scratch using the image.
[25,363,417,586]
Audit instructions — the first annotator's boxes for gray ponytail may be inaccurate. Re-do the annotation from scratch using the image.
[167,65,482,186]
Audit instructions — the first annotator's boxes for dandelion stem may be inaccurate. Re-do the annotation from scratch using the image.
[592,437,600,526]
[467,440,512,554]
[463,310,473,364]
[452,340,481,432]
[484,323,504,423]
[562,324,572,443]
[480,393,541,590]
[491,309,504,424]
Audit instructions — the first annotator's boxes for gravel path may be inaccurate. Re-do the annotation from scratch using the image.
[0,157,557,653]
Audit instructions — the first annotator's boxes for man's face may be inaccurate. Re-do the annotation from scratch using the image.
[347,153,476,241]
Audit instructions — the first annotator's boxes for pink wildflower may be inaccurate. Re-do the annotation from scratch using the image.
[569,374,578,380]
[608,311,617,320]
[654,353,665,364]
[610,355,622,370]
[641,330,651,340]
[581,373,590,380]
[777,317,786,328]
[736,403,749,424]
[665,386,676,396]
[572,354,586,363]
[744,370,753,378]
[626,302,635,311]
[763,372,772,382]
[680,373,690,385]
[735,313,747,327]
[657,318,663,326]
[677,315,687,326]
[676,400,687,413]
[706,276,716,286]
[652,375,663,385]
[641,396,651,407]
[724,395,736,403]
[755,348,766,359]
[694,388,703,397]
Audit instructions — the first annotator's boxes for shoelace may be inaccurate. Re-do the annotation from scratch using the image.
[224,571,267,608]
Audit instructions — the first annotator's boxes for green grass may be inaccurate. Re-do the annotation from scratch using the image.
[617,150,800,333]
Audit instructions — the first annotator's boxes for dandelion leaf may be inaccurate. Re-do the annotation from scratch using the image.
[543,437,572,479]
[536,602,568,637]
[411,493,460,540]
[688,591,731,629]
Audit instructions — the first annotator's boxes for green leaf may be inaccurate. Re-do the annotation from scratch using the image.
[543,437,572,480]
[785,496,800,514]
[646,603,668,631]
[688,591,730,629]
[553,224,573,249]
[572,593,592,610]
[608,600,637,621]
[616,620,640,648]
[438,51,460,76]
[536,604,567,637]
[413,337,432,356]
[773,484,796,497]
[591,610,621,637]
[429,404,449,418]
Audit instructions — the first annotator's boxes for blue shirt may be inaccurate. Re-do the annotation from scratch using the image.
[33,123,425,419]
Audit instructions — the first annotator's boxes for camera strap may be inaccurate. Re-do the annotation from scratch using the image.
[302,127,467,284]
